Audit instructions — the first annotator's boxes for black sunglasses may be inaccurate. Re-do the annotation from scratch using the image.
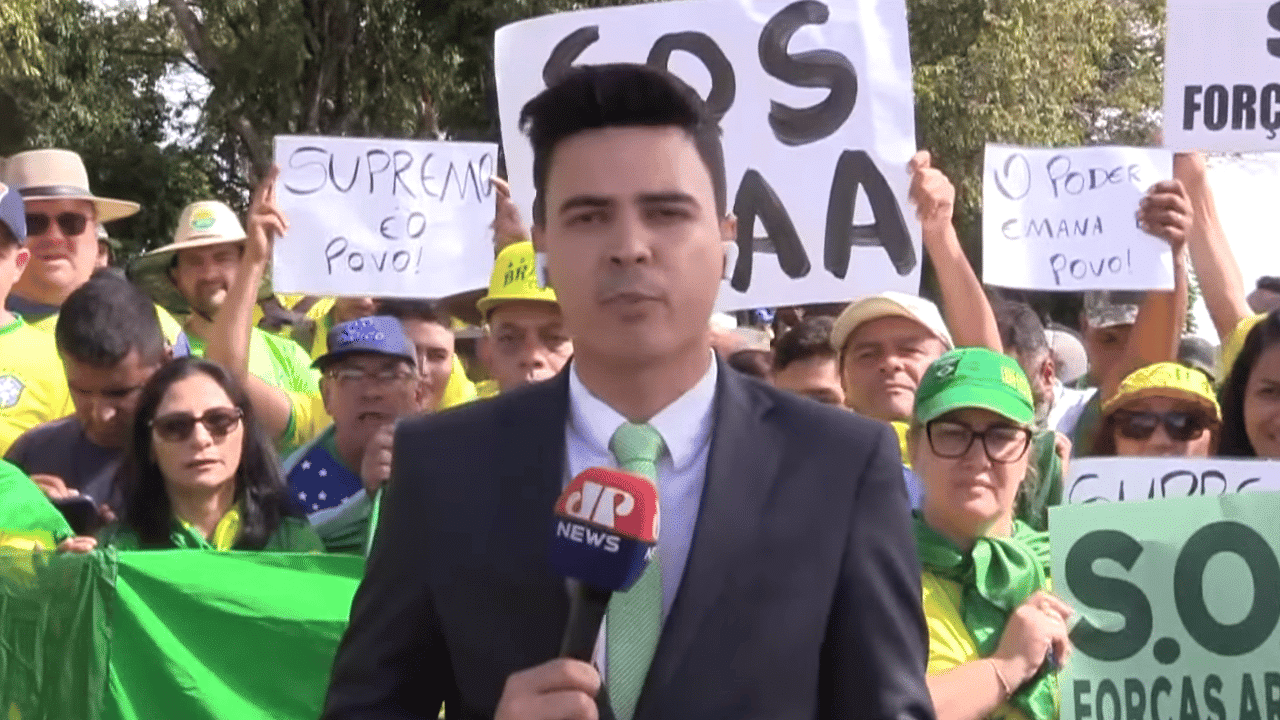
[149,407,243,443]
[25,212,89,237]
[1112,410,1210,442]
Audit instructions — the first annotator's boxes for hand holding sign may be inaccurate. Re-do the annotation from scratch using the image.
[1136,180,1193,249]
[247,165,289,266]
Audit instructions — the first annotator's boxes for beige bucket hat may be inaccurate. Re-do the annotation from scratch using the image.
[127,200,271,314]
[3,149,140,222]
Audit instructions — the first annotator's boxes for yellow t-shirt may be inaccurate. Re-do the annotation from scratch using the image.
[27,302,184,345]
[0,318,73,455]
[922,571,1037,720]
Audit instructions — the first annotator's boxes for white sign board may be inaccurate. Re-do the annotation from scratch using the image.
[495,0,922,311]
[271,136,497,298]
[1164,0,1280,152]
[1066,457,1280,505]
[982,144,1175,292]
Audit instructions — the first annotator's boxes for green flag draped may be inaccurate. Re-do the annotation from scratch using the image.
[0,548,362,720]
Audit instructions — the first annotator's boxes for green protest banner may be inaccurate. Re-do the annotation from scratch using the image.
[0,548,362,720]
[1050,493,1280,720]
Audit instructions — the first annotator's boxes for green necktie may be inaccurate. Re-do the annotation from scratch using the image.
[607,422,665,720]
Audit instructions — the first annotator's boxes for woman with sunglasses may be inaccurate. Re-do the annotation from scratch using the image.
[1220,309,1280,458]
[1093,362,1220,457]
[59,357,322,553]
[909,348,1070,720]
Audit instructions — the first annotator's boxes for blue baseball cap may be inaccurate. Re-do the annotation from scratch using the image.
[0,182,26,245]
[313,315,416,370]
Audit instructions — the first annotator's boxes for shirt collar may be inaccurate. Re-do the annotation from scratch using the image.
[568,355,718,472]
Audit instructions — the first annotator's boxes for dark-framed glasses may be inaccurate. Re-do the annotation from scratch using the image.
[926,420,1031,463]
[150,407,243,442]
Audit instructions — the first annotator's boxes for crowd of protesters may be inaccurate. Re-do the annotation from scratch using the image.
[0,61,1277,720]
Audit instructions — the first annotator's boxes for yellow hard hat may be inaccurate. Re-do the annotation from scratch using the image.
[1103,362,1221,421]
[476,241,558,318]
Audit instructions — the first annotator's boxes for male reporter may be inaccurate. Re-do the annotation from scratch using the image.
[323,64,934,720]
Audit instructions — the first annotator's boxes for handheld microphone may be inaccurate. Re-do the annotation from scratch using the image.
[551,467,660,661]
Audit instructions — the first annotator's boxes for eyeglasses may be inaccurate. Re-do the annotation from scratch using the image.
[926,420,1032,463]
[25,212,89,237]
[150,407,243,443]
[1112,410,1210,442]
[325,367,417,386]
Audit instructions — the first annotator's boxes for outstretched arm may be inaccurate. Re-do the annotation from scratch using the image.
[910,151,1001,351]
[1177,152,1251,341]
[203,167,295,441]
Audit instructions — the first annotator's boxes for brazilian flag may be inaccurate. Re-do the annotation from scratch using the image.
[0,548,363,719]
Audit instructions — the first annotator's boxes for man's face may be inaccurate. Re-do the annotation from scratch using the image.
[535,126,731,367]
[321,353,421,452]
[170,244,242,318]
[771,355,845,406]
[62,349,162,448]
[399,318,454,411]
[840,316,947,423]
[18,199,97,304]
[482,300,572,392]
[1082,322,1132,386]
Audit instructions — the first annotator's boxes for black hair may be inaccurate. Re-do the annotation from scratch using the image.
[994,300,1049,361]
[1257,276,1280,294]
[0,221,18,249]
[519,63,727,225]
[772,316,836,372]
[56,269,167,367]
[1220,309,1280,457]
[119,357,303,548]
[373,298,451,327]
[728,349,771,380]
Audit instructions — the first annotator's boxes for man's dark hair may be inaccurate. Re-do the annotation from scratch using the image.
[994,301,1048,361]
[727,349,771,380]
[1258,276,1280,293]
[0,222,17,249]
[374,298,450,327]
[519,63,727,225]
[56,269,166,367]
[772,316,836,373]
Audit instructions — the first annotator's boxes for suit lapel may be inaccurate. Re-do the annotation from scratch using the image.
[638,362,782,711]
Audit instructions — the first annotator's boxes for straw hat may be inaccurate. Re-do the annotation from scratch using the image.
[127,200,271,314]
[2,149,139,222]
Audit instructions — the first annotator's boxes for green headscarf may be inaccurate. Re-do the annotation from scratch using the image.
[913,515,1057,720]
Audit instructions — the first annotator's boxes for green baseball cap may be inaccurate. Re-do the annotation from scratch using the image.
[913,347,1035,426]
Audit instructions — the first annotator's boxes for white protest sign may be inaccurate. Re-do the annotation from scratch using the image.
[494,0,922,311]
[271,136,497,298]
[1065,457,1280,505]
[982,144,1174,292]
[1164,0,1280,152]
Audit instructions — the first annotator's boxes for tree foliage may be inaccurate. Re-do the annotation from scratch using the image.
[0,0,43,80]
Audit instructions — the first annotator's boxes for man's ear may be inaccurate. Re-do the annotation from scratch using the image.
[1040,354,1057,388]
[13,247,30,275]
[720,214,738,281]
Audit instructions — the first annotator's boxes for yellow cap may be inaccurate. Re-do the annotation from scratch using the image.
[476,241,558,318]
[1103,362,1221,421]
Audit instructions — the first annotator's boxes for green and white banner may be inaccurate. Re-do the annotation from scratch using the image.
[1051,492,1280,720]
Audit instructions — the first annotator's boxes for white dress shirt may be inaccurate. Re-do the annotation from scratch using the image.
[565,355,718,676]
[1047,380,1096,438]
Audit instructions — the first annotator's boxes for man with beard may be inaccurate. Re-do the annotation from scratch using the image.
[130,200,323,455]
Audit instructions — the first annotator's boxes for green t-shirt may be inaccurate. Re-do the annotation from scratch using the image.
[185,327,325,455]
[1017,429,1064,532]
[0,459,73,547]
